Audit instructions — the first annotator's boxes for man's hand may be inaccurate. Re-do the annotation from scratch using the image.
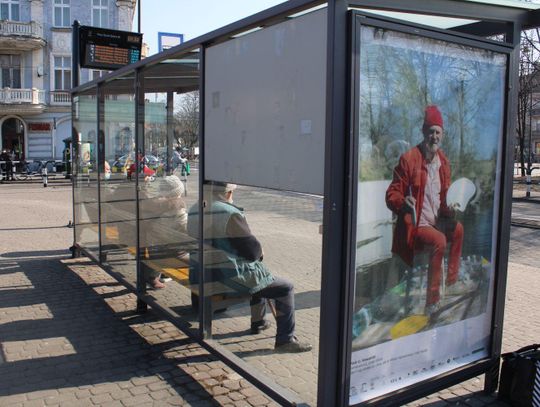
[404,195,416,210]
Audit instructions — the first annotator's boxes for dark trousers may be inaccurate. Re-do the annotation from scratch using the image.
[1,162,13,180]
[250,277,295,345]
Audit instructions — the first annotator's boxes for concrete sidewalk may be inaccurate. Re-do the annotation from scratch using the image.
[1,181,539,406]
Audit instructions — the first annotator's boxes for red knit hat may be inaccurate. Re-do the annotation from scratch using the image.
[423,105,443,129]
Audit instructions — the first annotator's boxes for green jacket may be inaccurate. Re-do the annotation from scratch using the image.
[188,199,274,294]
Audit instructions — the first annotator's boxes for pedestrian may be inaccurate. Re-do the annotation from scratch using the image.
[172,147,186,170]
[0,149,14,181]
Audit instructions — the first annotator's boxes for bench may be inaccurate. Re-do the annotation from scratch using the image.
[138,248,254,335]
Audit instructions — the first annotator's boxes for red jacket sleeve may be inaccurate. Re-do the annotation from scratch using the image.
[386,154,410,214]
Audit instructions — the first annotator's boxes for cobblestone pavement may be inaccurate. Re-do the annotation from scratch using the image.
[0,180,539,406]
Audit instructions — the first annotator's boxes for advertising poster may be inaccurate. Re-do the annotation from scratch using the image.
[349,24,507,404]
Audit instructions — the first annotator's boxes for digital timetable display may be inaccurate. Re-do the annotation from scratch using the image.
[79,26,142,70]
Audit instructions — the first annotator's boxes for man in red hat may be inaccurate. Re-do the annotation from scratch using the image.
[386,105,464,317]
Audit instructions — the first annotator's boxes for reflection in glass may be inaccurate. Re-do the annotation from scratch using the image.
[73,89,99,257]
[136,52,201,335]
[349,25,506,403]
[99,73,137,287]
[189,183,322,405]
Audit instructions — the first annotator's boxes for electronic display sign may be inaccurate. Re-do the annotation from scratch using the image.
[79,25,142,70]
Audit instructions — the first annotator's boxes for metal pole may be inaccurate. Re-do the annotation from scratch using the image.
[72,20,80,89]
[137,0,141,34]
[527,57,533,198]
[135,68,147,313]
[70,19,80,255]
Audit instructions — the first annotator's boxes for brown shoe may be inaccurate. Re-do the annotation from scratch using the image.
[275,337,312,353]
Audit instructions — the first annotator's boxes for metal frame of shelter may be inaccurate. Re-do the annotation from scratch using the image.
[70,1,540,405]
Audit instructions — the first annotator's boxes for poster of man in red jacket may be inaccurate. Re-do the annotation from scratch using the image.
[385,105,464,317]
[348,24,507,404]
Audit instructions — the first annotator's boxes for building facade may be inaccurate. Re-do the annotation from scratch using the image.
[0,0,136,161]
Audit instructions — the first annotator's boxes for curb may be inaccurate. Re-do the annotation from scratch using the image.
[512,197,540,204]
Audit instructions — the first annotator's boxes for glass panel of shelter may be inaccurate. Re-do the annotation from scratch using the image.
[73,88,99,258]
[137,51,201,336]
[99,72,137,288]
[199,8,326,403]
[201,182,323,405]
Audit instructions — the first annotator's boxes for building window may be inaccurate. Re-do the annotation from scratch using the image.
[54,0,70,27]
[0,54,21,88]
[90,69,107,81]
[0,0,20,21]
[54,56,71,90]
[92,0,108,28]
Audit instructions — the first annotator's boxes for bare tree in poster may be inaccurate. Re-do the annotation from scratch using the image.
[174,92,199,150]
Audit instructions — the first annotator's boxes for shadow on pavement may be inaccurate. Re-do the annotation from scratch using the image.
[0,254,220,404]
[0,249,71,258]
[0,225,70,232]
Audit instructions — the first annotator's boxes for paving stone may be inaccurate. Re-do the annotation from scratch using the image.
[182,392,202,402]
[98,401,123,407]
[121,394,154,406]
[192,371,211,381]
[110,389,132,400]
[222,380,241,391]
[240,387,261,398]
[43,393,78,405]
[202,378,219,388]
[173,375,193,385]
[211,386,229,396]
[128,385,151,396]
[208,368,227,378]
[147,381,170,391]
[149,389,171,401]
[23,400,48,407]
[131,376,159,386]
[189,399,215,407]
[91,393,114,404]
[89,383,120,395]
[75,389,92,399]
[214,395,234,405]
[0,393,28,405]
[228,392,246,402]
[247,395,271,406]
[164,395,185,405]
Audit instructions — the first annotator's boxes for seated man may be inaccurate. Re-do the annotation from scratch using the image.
[386,105,464,316]
[187,182,312,353]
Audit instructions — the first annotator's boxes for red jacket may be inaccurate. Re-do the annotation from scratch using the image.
[385,145,452,266]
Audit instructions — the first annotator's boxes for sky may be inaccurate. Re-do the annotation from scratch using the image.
[134,0,287,56]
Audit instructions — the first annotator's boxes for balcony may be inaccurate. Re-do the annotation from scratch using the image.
[50,91,71,106]
[0,20,45,51]
[0,88,45,114]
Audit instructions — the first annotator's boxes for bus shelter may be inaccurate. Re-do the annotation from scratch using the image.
[70,1,540,405]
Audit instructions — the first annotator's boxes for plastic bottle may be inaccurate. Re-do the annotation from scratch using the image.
[352,306,372,339]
